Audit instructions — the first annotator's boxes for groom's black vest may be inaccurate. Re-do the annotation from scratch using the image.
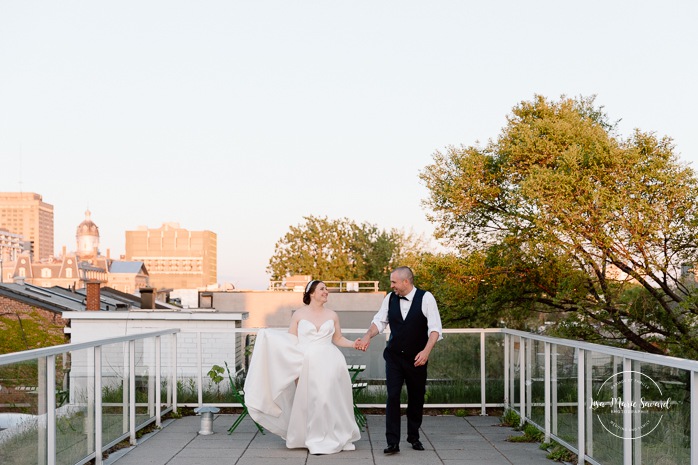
[386,289,428,358]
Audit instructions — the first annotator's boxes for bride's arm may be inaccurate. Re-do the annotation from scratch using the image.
[288,309,301,336]
[332,313,356,348]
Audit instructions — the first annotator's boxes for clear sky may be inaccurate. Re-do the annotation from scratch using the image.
[1,1,696,290]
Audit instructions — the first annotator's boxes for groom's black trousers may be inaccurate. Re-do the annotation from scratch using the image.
[383,348,428,445]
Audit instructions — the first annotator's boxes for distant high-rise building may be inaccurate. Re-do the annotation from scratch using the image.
[1,210,150,292]
[0,228,24,262]
[124,223,217,290]
[0,192,54,261]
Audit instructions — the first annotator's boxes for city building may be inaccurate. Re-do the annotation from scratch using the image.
[124,223,217,290]
[0,228,24,282]
[0,192,54,261]
[0,211,150,294]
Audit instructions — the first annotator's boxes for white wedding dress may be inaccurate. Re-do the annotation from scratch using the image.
[244,321,361,454]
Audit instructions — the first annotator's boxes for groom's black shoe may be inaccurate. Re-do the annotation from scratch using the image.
[384,444,400,454]
[409,439,425,451]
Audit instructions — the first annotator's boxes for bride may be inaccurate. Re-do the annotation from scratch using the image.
[243,280,362,454]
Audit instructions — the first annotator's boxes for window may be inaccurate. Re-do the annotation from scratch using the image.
[66,268,73,278]
[41,268,51,278]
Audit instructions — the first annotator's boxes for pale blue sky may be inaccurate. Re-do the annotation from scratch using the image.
[1,1,696,290]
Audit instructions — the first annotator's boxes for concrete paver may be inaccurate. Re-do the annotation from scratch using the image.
[106,414,552,465]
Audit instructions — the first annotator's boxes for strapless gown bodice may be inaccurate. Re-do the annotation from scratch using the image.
[244,324,360,455]
[297,319,335,345]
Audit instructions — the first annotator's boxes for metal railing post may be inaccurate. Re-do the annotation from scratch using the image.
[95,345,103,465]
[525,336,532,420]
[504,333,510,410]
[623,358,632,465]
[544,341,551,442]
[86,348,95,455]
[129,340,136,445]
[480,331,487,415]
[156,336,162,426]
[519,337,526,425]
[172,332,178,413]
[585,351,593,457]
[510,334,516,412]
[577,348,585,464]
[552,344,558,436]
[633,363,642,465]
[197,331,203,406]
[38,356,47,465]
[47,354,56,465]
[122,342,129,434]
[690,370,698,463]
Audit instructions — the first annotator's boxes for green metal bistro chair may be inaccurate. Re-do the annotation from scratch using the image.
[225,362,265,435]
[347,364,367,430]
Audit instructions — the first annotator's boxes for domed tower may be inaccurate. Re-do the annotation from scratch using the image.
[76,210,100,259]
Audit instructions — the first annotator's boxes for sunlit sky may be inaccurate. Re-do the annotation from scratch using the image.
[1,1,696,290]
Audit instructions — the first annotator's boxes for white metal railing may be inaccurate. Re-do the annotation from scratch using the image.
[2,327,696,465]
[503,329,697,465]
[0,329,179,465]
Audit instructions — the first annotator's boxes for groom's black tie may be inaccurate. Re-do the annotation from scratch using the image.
[399,296,409,301]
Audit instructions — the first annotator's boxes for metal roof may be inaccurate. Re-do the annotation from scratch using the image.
[109,261,146,274]
[0,283,87,313]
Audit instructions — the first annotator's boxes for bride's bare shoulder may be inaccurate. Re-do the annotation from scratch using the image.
[291,305,310,319]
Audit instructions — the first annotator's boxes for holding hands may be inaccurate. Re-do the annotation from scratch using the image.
[354,335,371,351]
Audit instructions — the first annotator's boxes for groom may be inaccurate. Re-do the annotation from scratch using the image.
[356,266,442,454]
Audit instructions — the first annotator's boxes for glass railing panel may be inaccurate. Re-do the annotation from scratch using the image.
[0,358,45,465]
[134,338,154,428]
[427,332,483,404]
[202,331,241,404]
[174,330,252,405]
[586,350,623,465]
[637,361,689,465]
[553,344,577,445]
[529,339,545,427]
[485,332,505,404]
[55,347,93,465]
[101,340,129,446]
[175,332,199,404]
[227,330,261,404]
[511,336,521,409]
[338,331,496,406]
[159,335,173,408]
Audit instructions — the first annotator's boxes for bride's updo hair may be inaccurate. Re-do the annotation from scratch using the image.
[302,280,322,305]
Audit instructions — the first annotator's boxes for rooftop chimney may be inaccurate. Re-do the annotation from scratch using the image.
[140,287,156,310]
[85,281,101,311]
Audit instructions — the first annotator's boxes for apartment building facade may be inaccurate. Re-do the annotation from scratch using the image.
[124,222,217,290]
[0,192,54,261]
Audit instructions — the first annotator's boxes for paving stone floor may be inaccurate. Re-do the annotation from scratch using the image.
[106,413,551,465]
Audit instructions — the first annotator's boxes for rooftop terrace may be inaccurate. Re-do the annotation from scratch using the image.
[2,327,697,465]
[106,413,549,465]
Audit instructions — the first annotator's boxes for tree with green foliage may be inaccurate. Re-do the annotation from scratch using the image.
[420,95,698,356]
[268,215,420,290]
[403,252,486,327]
